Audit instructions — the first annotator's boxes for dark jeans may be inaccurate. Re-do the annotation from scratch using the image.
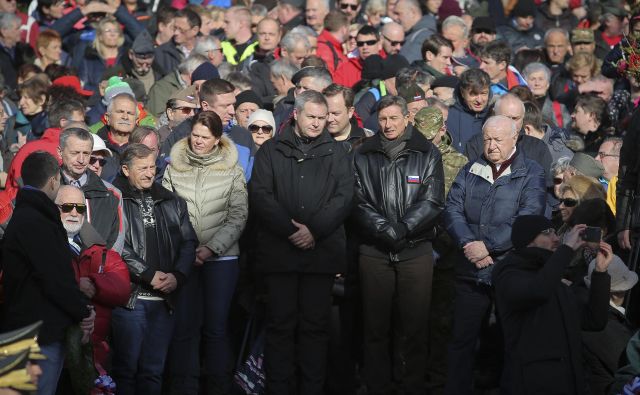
[38,342,65,395]
[111,299,175,395]
[359,249,434,395]
[444,280,493,395]
[263,272,334,395]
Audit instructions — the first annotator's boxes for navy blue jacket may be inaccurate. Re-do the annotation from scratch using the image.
[444,152,547,284]
[446,86,492,154]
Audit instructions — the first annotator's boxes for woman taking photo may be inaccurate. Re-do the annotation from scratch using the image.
[162,111,248,393]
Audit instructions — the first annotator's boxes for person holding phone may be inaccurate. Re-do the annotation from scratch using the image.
[493,215,612,395]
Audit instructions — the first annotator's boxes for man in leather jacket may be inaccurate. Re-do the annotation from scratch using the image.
[353,95,445,395]
[110,144,197,395]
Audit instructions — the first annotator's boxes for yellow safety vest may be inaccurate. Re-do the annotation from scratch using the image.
[220,41,259,65]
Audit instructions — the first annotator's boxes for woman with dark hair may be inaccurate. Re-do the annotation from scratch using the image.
[162,111,248,393]
[16,74,50,141]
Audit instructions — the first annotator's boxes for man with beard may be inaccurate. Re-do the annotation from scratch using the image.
[468,16,496,60]
[59,128,125,254]
[122,30,164,95]
[380,22,405,56]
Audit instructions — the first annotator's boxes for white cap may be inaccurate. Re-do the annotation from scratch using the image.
[92,134,113,157]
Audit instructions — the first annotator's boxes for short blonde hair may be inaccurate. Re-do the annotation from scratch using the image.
[566,52,600,77]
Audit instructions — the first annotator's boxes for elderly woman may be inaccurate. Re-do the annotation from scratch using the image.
[523,62,571,129]
[162,111,248,393]
[16,75,50,141]
[78,16,126,93]
[248,109,276,150]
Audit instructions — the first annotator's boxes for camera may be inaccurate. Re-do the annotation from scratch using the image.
[582,227,602,243]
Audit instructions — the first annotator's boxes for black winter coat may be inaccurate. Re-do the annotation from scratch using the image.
[0,43,35,91]
[616,107,640,232]
[112,174,197,310]
[249,126,354,274]
[154,41,184,79]
[492,246,611,395]
[1,188,90,344]
[353,126,445,257]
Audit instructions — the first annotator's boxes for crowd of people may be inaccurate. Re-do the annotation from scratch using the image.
[3,0,640,394]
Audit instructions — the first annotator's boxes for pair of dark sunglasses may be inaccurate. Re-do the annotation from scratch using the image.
[383,35,405,46]
[560,198,578,208]
[90,156,107,166]
[249,124,274,134]
[173,107,195,115]
[473,28,495,35]
[340,3,358,10]
[58,203,87,214]
[357,39,378,47]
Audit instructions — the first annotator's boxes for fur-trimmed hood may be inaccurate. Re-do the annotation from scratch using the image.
[169,134,238,172]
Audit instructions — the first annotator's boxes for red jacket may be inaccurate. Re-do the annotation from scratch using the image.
[334,50,387,88]
[316,30,348,76]
[71,238,130,371]
[5,128,63,201]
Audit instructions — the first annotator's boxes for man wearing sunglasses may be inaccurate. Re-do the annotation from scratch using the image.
[336,0,362,24]
[334,25,384,87]
[380,22,405,56]
[468,16,496,62]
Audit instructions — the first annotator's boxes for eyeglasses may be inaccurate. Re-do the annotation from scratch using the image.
[540,228,557,236]
[58,203,87,214]
[173,107,196,115]
[553,177,563,185]
[383,34,405,46]
[89,156,107,166]
[596,151,620,159]
[340,3,358,10]
[357,39,378,47]
[249,124,273,134]
[560,198,579,208]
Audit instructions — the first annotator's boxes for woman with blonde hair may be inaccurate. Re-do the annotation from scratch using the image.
[566,52,601,88]
[78,16,126,93]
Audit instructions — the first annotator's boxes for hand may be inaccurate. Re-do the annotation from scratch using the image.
[474,255,494,269]
[463,241,489,263]
[289,220,315,250]
[156,273,177,293]
[81,2,114,15]
[563,224,587,251]
[78,277,96,299]
[618,230,632,250]
[105,0,121,10]
[195,246,214,265]
[595,241,614,272]
[80,306,95,344]
[150,271,167,288]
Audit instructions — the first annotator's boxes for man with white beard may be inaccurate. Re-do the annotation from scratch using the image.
[55,185,131,376]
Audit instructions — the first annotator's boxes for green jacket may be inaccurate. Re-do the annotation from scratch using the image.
[147,70,184,117]
[162,135,248,257]
[438,132,468,197]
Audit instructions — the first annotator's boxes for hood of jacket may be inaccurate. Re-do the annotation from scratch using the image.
[168,134,238,172]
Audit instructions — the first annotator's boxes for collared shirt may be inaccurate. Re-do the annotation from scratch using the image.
[63,172,88,188]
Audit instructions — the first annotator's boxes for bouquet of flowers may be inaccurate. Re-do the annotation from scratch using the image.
[616,33,640,80]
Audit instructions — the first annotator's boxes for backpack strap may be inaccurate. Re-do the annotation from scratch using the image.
[552,101,564,128]
[318,40,340,70]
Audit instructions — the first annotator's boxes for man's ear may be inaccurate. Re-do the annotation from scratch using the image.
[293,108,298,121]
[499,61,508,71]
[121,165,130,178]
[523,124,534,136]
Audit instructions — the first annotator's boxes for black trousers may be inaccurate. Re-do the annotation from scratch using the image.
[263,272,334,395]
[360,249,434,395]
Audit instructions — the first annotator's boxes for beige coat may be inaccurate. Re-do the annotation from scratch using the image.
[162,135,248,257]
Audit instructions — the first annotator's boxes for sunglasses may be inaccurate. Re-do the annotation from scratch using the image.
[249,124,273,134]
[90,156,107,166]
[560,198,578,208]
[553,177,563,185]
[58,203,87,214]
[357,39,378,47]
[173,106,195,115]
[340,3,358,10]
[383,35,405,46]
[473,28,495,34]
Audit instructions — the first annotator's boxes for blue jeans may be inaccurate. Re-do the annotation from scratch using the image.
[111,299,175,395]
[38,342,65,395]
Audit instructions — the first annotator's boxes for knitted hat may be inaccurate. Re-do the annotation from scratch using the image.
[248,109,276,133]
[570,153,604,179]
[585,254,638,291]
[432,75,460,89]
[414,107,444,140]
[361,55,385,80]
[104,76,135,104]
[397,83,426,103]
[235,90,264,109]
[380,54,410,80]
[512,0,536,18]
[191,62,219,82]
[471,16,497,33]
[511,215,554,250]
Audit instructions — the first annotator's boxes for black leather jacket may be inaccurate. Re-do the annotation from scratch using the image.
[112,174,197,310]
[353,126,445,258]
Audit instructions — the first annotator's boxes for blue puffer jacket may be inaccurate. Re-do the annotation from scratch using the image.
[444,152,547,284]
[446,86,492,154]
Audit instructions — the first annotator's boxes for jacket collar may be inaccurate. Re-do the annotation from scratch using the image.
[112,173,175,202]
[169,134,238,172]
[15,187,60,224]
[358,124,433,155]
[469,149,529,183]
[276,124,336,159]
[512,247,554,270]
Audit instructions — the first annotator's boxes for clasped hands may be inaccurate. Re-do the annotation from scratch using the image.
[464,241,493,269]
[289,219,315,250]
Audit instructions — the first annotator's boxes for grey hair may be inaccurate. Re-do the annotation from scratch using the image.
[377,95,409,116]
[281,32,311,52]
[306,0,330,12]
[56,185,86,202]
[291,25,319,38]
[396,0,422,14]
[544,28,569,43]
[226,72,252,91]
[551,156,573,176]
[0,12,21,30]
[494,93,525,120]
[602,136,623,155]
[178,54,208,75]
[522,62,551,82]
[483,115,517,136]
[270,59,299,80]
[59,127,94,150]
[193,36,221,57]
[365,0,386,15]
[294,90,328,114]
[251,3,268,16]
[107,93,137,114]
[442,15,469,38]
[121,143,155,168]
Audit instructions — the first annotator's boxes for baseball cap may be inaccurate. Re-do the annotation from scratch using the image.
[91,134,113,157]
[571,29,595,44]
[169,85,198,105]
[397,83,426,103]
[52,75,93,97]
[414,107,444,140]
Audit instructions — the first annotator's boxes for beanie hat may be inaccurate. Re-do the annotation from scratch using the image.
[432,75,460,89]
[380,54,410,80]
[512,0,536,18]
[361,55,385,80]
[235,90,264,109]
[248,109,276,133]
[511,215,554,250]
[104,76,135,104]
[191,62,220,82]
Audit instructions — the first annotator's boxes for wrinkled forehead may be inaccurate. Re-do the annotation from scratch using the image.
[56,186,85,204]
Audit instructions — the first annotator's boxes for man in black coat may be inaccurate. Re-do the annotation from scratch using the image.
[250,90,354,394]
[353,95,445,395]
[1,151,95,395]
[492,215,612,395]
[0,13,35,91]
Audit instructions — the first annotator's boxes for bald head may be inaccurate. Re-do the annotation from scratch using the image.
[483,115,518,165]
[56,185,86,236]
[494,93,525,131]
[381,22,405,55]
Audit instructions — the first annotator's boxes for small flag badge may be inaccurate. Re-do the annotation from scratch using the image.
[406,175,421,184]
